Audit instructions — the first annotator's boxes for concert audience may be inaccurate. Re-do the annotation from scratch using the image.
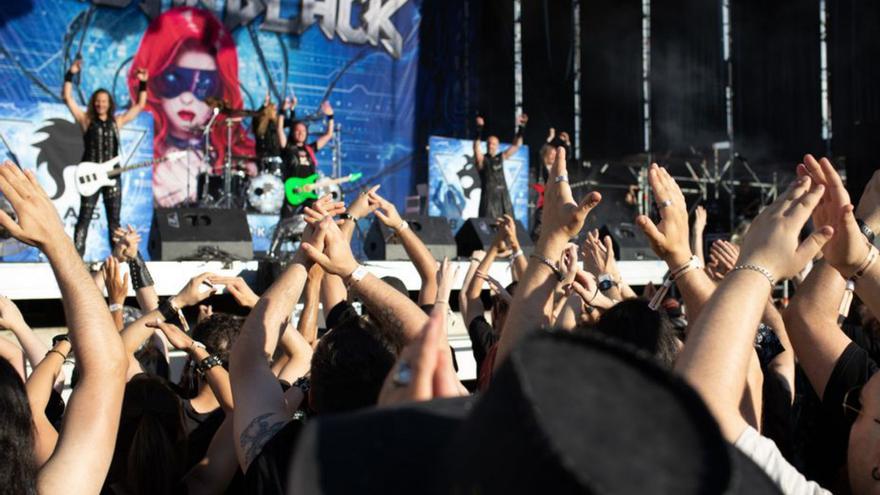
[3,149,880,494]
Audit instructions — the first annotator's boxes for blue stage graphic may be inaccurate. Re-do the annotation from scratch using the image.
[0,102,154,262]
[427,136,529,233]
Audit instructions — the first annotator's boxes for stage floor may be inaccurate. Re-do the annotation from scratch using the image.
[0,259,668,300]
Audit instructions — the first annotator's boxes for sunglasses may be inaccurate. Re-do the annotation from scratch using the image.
[842,385,880,425]
[155,66,221,100]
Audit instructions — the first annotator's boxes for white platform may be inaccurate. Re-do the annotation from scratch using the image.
[0,259,668,300]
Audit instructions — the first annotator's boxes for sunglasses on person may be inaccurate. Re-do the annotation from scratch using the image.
[155,66,221,100]
[842,385,880,425]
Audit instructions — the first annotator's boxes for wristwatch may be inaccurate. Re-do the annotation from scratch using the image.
[597,274,617,292]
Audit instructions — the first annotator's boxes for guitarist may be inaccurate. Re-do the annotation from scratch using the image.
[63,59,149,256]
[268,100,335,255]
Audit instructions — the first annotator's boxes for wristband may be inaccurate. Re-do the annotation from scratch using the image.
[138,79,148,93]
[46,349,68,360]
[529,254,563,282]
[341,213,358,222]
[515,124,526,139]
[195,353,222,376]
[158,298,178,323]
[852,244,879,281]
[64,71,74,83]
[345,265,369,287]
[838,279,855,326]
[857,218,876,244]
[670,255,703,280]
[731,264,775,287]
[510,249,524,261]
[394,220,410,233]
[108,303,123,313]
[128,253,154,290]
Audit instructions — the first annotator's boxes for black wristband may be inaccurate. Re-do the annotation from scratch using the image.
[138,79,148,93]
[64,71,74,83]
[857,218,876,244]
[128,252,154,290]
[196,354,224,376]
[515,125,526,139]
[326,114,334,120]
[475,125,484,140]
[158,298,179,324]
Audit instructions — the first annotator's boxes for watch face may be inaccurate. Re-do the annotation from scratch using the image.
[598,279,613,291]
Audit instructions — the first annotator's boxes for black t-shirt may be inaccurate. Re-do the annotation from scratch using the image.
[843,323,880,364]
[282,141,317,179]
[799,342,878,489]
[243,419,304,495]
[467,316,498,374]
[182,400,225,470]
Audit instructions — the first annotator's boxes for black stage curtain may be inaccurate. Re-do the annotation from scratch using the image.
[475,0,515,140]
[650,0,726,153]
[580,0,644,160]
[828,0,880,201]
[731,0,823,168]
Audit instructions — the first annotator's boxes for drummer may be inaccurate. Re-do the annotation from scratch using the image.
[267,99,334,256]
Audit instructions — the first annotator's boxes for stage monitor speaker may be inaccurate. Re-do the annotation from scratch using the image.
[455,217,534,258]
[600,222,658,261]
[364,215,457,261]
[149,208,253,261]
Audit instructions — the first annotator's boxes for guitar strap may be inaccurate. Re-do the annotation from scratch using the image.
[305,143,318,169]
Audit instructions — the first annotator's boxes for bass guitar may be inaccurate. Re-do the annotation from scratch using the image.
[75,151,185,197]
[285,172,363,206]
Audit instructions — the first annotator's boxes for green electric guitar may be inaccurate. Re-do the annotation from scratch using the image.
[285,172,363,206]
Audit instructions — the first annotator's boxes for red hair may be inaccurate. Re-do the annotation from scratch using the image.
[127,6,253,173]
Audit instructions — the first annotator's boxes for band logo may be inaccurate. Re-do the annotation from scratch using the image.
[91,0,408,58]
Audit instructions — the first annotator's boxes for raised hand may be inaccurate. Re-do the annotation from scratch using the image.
[134,68,149,82]
[0,295,27,332]
[198,304,213,324]
[694,205,707,233]
[582,229,618,278]
[571,270,615,310]
[518,113,529,126]
[496,214,519,249]
[173,272,217,308]
[799,155,869,278]
[209,276,259,308]
[282,97,293,111]
[708,240,739,277]
[475,115,485,128]
[856,169,880,234]
[302,193,346,224]
[368,190,404,230]
[0,162,67,251]
[146,319,198,353]
[539,147,601,251]
[559,243,579,287]
[377,307,464,406]
[636,163,692,267]
[320,101,333,116]
[347,185,381,220]
[300,216,358,277]
[478,272,513,303]
[69,59,82,74]
[435,257,459,305]
[559,131,571,146]
[112,225,140,261]
[102,256,129,304]
[737,175,833,282]
[546,127,556,143]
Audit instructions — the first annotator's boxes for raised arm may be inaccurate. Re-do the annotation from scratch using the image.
[501,113,528,160]
[102,256,129,331]
[0,296,52,375]
[115,68,148,127]
[495,148,601,369]
[637,164,717,323]
[314,101,335,150]
[676,175,831,442]
[498,215,527,279]
[368,189,438,305]
[0,333,25,381]
[113,226,159,311]
[26,339,70,467]
[0,162,129,494]
[276,97,294,150]
[62,60,88,131]
[473,116,485,169]
[302,216,429,344]
[692,206,707,264]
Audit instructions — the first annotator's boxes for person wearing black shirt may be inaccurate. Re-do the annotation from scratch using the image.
[267,101,335,255]
[63,59,149,256]
[472,113,527,221]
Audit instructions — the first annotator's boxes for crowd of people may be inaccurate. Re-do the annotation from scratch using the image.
[1,147,880,494]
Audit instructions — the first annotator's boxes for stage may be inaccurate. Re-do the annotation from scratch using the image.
[0,259,668,300]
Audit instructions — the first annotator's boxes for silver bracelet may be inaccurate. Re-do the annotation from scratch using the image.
[731,264,775,287]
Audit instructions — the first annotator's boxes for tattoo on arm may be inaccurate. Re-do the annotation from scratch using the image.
[240,413,288,470]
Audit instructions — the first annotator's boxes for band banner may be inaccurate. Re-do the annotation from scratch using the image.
[427,135,529,233]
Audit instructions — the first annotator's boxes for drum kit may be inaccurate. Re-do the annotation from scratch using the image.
[196,98,344,216]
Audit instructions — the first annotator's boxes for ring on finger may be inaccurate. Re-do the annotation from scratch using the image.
[392,360,413,387]
[554,175,569,184]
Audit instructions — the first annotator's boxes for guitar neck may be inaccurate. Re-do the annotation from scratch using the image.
[106,158,163,178]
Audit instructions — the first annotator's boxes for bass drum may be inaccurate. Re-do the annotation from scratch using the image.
[247,173,285,214]
[312,180,344,204]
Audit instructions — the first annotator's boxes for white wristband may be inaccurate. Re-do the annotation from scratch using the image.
[395,220,410,232]
[510,249,524,261]
[108,303,123,313]
[346,265,369,286]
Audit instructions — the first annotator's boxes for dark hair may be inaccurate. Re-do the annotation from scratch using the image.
[110,374,186,495]
[585,299,679,368]
[309,315,403,414]
[177,313,244,397]
[0,357,37,495]
[87,88,116,122]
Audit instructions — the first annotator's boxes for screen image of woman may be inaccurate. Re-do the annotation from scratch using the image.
[127,6,254,207]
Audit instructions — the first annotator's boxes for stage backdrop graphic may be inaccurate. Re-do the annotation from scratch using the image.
[0,103,153,262]
[0,0,421,258]
[427,135,529,233]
